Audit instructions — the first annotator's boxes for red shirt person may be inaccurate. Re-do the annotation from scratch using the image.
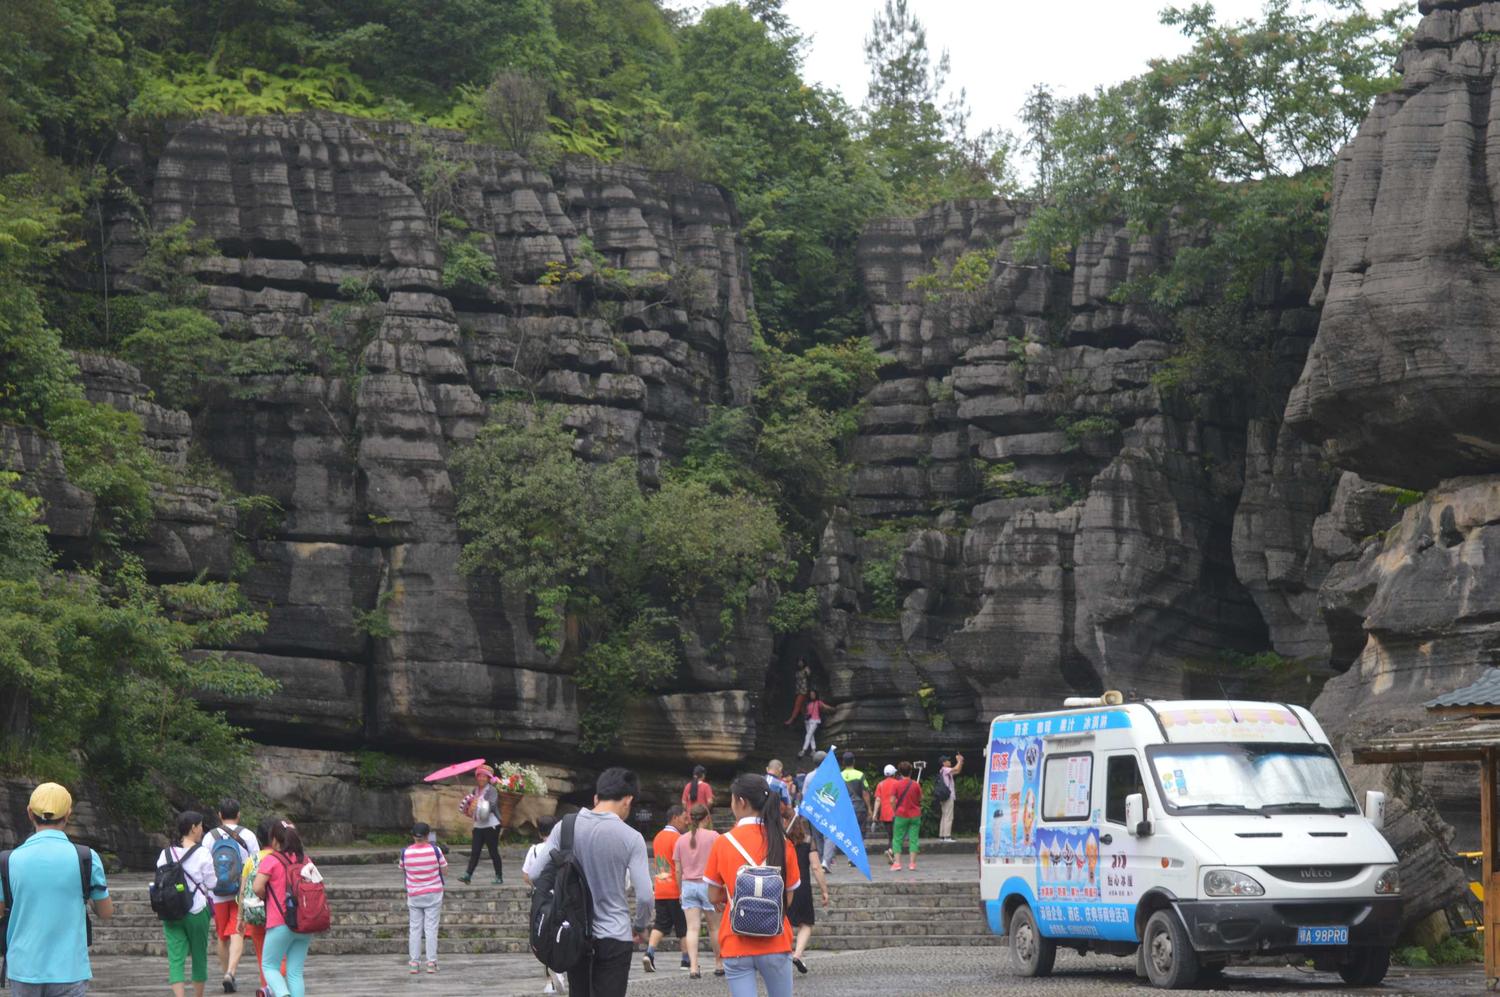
[643,806,693,972]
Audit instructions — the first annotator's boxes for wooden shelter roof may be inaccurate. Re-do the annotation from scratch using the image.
[1354,716,1500,764]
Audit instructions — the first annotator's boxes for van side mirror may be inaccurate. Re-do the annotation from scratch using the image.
[1364,791,1386,830]
[1126,793,1151,837]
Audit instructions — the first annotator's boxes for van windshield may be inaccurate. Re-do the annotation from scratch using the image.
[1146,742,1358,816]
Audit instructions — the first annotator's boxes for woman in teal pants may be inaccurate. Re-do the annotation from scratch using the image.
[253,820,313,997]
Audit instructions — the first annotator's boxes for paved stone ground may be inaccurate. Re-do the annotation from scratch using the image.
[86,946,1485,996]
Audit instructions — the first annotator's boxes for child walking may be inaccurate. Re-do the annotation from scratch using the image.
[399,822,447,974]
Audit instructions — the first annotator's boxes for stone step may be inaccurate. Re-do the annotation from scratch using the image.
[91,932,1005,957]
[96,899,984,923]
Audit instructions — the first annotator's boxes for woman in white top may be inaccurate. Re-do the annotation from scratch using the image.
[157,810,218,997]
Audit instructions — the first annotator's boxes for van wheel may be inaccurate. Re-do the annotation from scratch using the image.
[1008,904,1056,977]
[1337,946,1390,986]
[1143,909,1199,989]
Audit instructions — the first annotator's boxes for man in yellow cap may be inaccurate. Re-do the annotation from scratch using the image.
[0,783,114,995]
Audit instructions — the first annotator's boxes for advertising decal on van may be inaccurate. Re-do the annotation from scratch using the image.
[984,709,1137,941]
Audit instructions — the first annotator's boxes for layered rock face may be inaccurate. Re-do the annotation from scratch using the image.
[812,202,1323,755]
[1278,3,1500,861]
[1286,0,1500,488]
[67,114,763,824]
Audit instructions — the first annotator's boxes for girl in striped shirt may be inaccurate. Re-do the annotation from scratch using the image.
[398,822,448,974]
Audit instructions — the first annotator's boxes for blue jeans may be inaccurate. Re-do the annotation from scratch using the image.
[261,926,311,997]
[724,953,792,997]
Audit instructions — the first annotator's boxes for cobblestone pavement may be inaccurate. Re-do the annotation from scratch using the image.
[87,945,1486,996]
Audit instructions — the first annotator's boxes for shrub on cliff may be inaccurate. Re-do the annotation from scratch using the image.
[454,400,792,749]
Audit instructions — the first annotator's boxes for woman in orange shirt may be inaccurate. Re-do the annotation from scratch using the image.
[703,774,800,997]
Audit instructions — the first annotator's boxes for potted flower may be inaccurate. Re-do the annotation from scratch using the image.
[492,762,548,827]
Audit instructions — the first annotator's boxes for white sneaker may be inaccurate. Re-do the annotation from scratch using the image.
[543,984,556,995]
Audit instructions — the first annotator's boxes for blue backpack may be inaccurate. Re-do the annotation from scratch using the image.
[725,833,785,938]
[210,828,249,897]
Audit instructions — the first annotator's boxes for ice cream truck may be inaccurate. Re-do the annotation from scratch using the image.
[979,695,1401,989]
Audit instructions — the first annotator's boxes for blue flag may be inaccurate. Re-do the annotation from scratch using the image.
[796,747,871,880]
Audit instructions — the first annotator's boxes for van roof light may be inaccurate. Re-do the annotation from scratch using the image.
[1062,690,1124,708]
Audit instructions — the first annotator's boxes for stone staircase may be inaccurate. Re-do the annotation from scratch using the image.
[92,880,1000,957]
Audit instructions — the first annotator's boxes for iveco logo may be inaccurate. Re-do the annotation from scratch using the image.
[1298,868,1336,880]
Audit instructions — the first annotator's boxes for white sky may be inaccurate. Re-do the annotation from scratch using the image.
[775,0,1415,136]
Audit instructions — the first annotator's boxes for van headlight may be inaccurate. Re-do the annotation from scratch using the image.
[1204,869,1265,897]
[1374,867,1400,895]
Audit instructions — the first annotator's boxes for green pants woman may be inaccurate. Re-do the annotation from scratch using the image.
[157,810,218,997]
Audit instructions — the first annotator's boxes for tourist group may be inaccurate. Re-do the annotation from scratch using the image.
[0,749,966,997]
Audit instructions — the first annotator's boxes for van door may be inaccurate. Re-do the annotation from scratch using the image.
[1098,751,1154,938]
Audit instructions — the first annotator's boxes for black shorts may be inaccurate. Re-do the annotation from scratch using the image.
[653,897,687,937]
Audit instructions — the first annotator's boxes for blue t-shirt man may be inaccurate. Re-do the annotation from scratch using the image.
[1,784,111,987]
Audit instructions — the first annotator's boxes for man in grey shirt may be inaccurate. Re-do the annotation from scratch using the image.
[544,767,653,997]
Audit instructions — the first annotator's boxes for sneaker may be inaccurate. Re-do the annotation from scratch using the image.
[458,873,472,884]
[427,961,438,974]
[793,957,808,975]
[681,953,691,969]
[408,961,420,975]
[492,876,504,885]
[642,952,656,973]
[543,984,557,995]
[889,861,901,871]
[224,974,237,993]
[907,862,917,871]
[940,837,955,843]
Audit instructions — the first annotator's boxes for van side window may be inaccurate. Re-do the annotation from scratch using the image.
[1105,754,1145,825]
[1041,753,1092,821]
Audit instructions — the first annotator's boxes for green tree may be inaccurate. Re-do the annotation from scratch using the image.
[670,3,890,342]
[0,0,127,168]
[1019,0,1412,390]
[859,0,1015,206]
[453,402,642,608]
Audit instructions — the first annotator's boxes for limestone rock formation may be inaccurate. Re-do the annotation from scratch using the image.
[1286,0,1500,488]
[77,113,764,818]
[817,200,1320,753]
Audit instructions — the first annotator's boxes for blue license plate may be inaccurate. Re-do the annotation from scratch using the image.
[1296,926,1349,946]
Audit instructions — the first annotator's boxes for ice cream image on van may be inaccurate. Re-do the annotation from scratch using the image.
[1022,788,1035,845]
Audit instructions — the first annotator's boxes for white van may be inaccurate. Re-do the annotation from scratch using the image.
[979,696,1401,988]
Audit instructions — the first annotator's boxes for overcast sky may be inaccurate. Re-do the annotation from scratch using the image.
[775,0,1415,137]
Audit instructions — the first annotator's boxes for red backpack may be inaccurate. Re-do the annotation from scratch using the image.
[270,853,331,934]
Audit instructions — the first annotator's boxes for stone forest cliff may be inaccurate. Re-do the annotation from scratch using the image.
[7,2,1500,929]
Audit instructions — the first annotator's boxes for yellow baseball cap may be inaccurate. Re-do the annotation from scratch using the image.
[29,782,73,821]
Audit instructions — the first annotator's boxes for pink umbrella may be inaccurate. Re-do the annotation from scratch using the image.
[423,758,489,783]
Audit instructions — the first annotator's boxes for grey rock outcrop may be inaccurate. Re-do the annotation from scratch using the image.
[817,200,1319,753]
[1285,0,1500,488]
[87,113,763,808]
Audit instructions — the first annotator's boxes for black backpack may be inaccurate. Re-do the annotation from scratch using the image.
[529,813,594,974]
[932,776,952,803]
[149,845,204,922]
[1,842,95,987]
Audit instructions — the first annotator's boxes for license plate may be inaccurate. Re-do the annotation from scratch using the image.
[1296,926,1349,946]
